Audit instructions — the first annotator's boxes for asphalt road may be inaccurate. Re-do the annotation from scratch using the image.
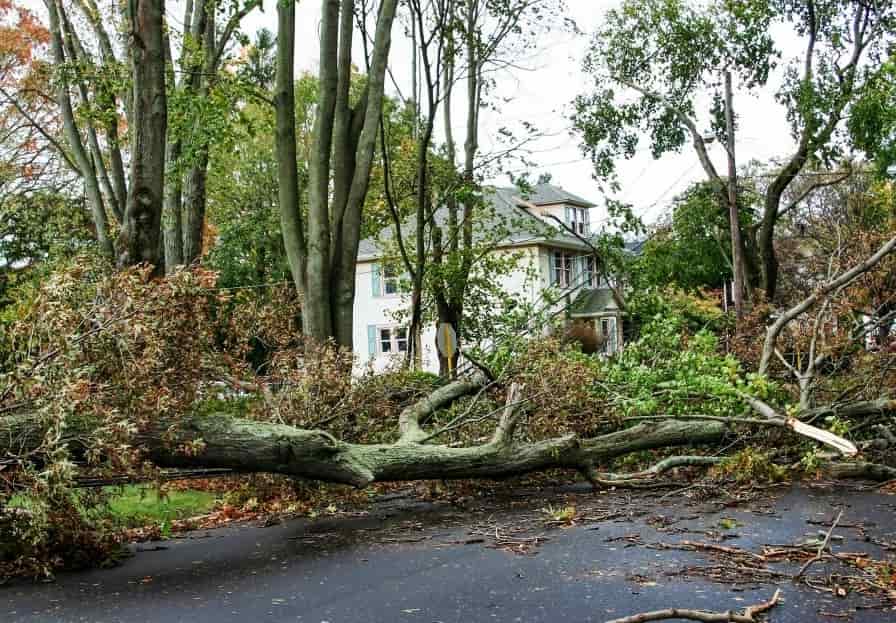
[4,483,895,623]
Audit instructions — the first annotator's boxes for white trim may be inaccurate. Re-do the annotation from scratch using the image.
[376,325,409,355]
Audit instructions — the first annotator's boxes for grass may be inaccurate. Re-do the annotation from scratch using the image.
[106,485,218,528]
[8,485,219,529]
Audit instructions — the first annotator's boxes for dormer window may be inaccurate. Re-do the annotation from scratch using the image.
[566,206,589,235]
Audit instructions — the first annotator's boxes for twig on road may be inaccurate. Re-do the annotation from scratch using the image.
[605,589,781,623]
[795,509,843,580]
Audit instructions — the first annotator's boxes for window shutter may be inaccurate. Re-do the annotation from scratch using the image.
[371,263,381,297]
[565,206,571,226]
[367,325,377,356]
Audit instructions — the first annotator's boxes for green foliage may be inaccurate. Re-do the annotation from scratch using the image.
[633,181,757,291]
[714,447,788,484]
[0,191,94,305]
[849,55,896,176]
[574,0,775,187]
[495,291,763,440]
[626,287,728,335]
[600,313,743,419]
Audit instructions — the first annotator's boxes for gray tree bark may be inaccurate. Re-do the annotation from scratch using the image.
[275,0,307,293]
[44,0,114,257]
[277,0,400,348]
[117,0,167,269]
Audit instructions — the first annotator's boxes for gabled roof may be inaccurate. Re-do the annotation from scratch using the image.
[358,183,595,262]
[521,183,596,208]
[570,288,620,317]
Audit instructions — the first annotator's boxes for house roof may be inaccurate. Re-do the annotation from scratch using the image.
[570,288,620,317]
[357,183,594,262]
[520,184,596,208]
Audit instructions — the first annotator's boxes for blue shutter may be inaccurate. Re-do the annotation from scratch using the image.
[565,206,571,227]
[371,263,381,297]
[367,325,377,356]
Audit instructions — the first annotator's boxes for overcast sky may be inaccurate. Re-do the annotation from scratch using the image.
[38,0,807,226]
[236,0,803,226]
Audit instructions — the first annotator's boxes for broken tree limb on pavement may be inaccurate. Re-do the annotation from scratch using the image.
[3,378,893,490]
[605,589,781,623]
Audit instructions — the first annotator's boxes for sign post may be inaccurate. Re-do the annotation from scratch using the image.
[436,322,458,376]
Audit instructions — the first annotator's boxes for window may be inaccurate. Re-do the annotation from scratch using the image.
[600,317,618,354]
[552,251,574,287]
[373,263,409,297]
[382,264,401,295]
[567,206,589,235]
[582,256,597,288]
[378,326,408,354]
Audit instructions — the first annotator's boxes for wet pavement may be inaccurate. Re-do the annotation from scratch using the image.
[3,482,895,622]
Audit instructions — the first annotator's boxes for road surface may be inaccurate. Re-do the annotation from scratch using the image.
[4,482,895,622]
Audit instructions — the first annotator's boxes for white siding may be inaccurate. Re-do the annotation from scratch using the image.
[353,246,546,374]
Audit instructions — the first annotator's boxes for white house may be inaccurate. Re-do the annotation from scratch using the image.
[352,183,624,373]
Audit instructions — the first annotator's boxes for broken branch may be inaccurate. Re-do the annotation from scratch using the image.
[605,589,781,623]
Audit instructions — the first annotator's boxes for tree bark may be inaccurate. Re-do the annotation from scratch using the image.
[724,71,745,322]
[45,0,114,257]
[117,0,167,270]
[275,0,307,293]
[279,0,399,347]
[0,410,727,489]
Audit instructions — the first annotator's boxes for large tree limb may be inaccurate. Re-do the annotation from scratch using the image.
[758,235,896,374]
[741,394,858,456]
[0,410,727,489]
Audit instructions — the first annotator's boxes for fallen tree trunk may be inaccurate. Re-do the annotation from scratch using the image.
[3,379,892,488]
[0,410,727,488]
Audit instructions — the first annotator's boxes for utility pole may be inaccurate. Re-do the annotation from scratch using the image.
[724,70,745,324]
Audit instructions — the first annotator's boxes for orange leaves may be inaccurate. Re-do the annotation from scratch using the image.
[0,1,49,72]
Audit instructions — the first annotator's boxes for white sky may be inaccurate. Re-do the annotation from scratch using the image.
[34,0,807,226]
[240,0,802,225]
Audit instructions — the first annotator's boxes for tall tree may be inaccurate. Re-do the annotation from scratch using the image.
[164,0,264,271]
[574,0,774,304]
[276,0,400,347]
[430,0,563,372]
[758,0,894,300]
[378,0,453,367]
[43,0,115,256]
[575,0,895,301]
[116,0,167,268]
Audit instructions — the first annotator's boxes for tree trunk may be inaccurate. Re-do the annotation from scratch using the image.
[275,0,306,294]
[182,157,209,264]
[162,153,184,271]
[0,411,727,488]
[45,0,114,257]
[724,71,745,322]
[279,0,399,348]
[330,0,400,350]
[117,0,167,270]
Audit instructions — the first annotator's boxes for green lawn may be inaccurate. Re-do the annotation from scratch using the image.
[8,485,219,529]
[106,485,219,528]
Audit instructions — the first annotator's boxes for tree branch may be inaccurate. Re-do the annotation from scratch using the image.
[606,590,780,623]
[759,235,896,374]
